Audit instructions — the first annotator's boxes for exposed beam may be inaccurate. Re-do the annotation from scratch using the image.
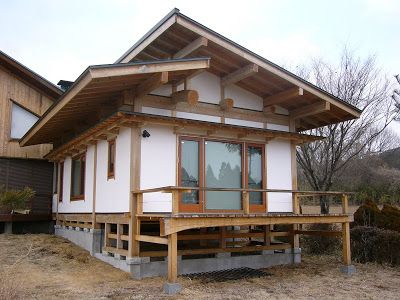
[290,101,331,119]
[219,98,234,111]
[263,87,303,107]
[221,64,259,86]
[136,71,168,98]
[171,90,199,106]
[173,37,208,59]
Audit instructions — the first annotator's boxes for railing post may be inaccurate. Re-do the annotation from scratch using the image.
[342,194,349,214]
[243,191,250,214]
[292,192,300,214]
[128,192,140,258]
[172,190,179,215]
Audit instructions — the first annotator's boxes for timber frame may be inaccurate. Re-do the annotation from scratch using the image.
[21,8,362,292]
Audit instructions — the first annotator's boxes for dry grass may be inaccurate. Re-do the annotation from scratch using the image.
[1,233,399,299]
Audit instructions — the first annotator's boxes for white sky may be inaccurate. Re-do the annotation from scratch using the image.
[1,0,399,133]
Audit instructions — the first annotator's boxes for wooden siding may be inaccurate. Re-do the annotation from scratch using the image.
[0,158,53,214]
[0,66,53,159]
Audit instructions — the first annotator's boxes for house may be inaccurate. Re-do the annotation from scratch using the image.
[0,50,62,233]
[20,9,361,294]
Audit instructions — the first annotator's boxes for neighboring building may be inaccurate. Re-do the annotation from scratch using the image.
[20,9,360,294]
[0,50,62,231]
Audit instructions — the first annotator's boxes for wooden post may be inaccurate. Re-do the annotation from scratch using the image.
[128,193,140,257]
[219,226,227,248]
[291,192,300,249]
[342,222,351,265]
[167,233,178,283]
[243,191,250,214]
[264,225,271,246]
[172,190,179,215]
[342,194,349,214]
[91,143,98,229]
[104,223,110,249]
[116,224,122,250]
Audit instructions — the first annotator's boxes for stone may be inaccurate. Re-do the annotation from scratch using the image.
[215,252,231,258]
[340,265,356,275]
[262,250,274,255]
[126,256,150,265]
[163,282,182,295]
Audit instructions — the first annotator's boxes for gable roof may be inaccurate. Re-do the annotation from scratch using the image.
[116,8,361,131]
[0,50,63,99]
[20,57,211,146]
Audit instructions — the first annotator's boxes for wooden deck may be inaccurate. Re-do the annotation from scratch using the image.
[56,187,354,289]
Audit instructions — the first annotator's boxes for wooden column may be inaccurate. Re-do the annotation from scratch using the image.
[128,126,141,258]
[167,233,178,283]
[291,141,300,249]
[342,194,349,214]
[91,143,98,229]
[220,226,227,248]
[172,190,179,215]
[342,222,351,265]
[264,225,271,246]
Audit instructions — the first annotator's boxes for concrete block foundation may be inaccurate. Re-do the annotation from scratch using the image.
[55,225,302,280]
[163,282,182,295]
[55,226,102,255]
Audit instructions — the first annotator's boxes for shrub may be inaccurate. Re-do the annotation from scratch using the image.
[351,226,400,266]
[0,186,35,213]
[353,200,400,232]
[301,223,340,254]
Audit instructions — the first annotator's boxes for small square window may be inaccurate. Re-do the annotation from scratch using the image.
[108,139,116,179]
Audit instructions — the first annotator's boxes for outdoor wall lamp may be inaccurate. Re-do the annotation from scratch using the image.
[142,130,151,138]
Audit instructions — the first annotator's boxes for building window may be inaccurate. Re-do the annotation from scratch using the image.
[10,101,39,140]
[108,139,116,179]
[71,154,85,200]
[59,162,64,202]
[179,137,265,212]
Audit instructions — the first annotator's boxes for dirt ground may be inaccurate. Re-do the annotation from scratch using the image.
[1,234,399,299]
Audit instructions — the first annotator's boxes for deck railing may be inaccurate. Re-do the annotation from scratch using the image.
[132,186,353,215]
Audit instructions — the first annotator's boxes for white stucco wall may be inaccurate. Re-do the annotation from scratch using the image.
[95,127,132,213]
[266,140,293,212]
[176,111,220,123]
[190,71,221,104]
[140,125,176,212]
[142,106,172,117]
[57,145,95,213]
[225,84,263,111]
[266,123,290,132]
[225,118,264,128]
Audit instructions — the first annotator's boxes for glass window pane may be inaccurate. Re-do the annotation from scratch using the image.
[181,140,199,204]
[10,103,39,139]
[205,141,242,210]
[71,159,82,197]
[248,146,263,205]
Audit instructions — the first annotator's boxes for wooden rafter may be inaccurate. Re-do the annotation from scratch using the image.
[221,63,259,86]
[136,71,168,98]
[173,36,208,59]
[290,101,330,119]
[263,87,303,107]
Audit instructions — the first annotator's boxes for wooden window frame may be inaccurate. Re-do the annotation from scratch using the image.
[245,143,266,213]
[178,136,204,213]
[70,153,86,201]
[107,138,116,180]
[59,161,64,202]
[177,135,266,213]
[8,99,40,142]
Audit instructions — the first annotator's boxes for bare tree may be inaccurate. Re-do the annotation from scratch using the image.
[393,74,400,121]
[297,49,399,214]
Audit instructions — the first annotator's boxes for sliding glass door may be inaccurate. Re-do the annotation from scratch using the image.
[205,141,242,210]
[179,137,265,213]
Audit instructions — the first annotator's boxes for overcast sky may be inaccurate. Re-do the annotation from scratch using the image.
[1,0,399,133]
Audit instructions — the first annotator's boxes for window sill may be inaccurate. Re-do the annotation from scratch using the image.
[70,197,84,202]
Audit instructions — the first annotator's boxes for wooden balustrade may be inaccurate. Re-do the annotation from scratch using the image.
[132,186,354,216]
